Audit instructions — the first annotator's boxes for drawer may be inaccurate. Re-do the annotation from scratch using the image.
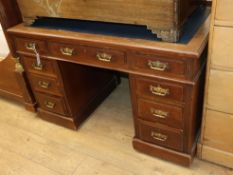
[49,42,126,68]
[207,69,233,114]
[137,99,183,129]
[85,47,126,68]
[22,56,58,77]
[135,78,184,102]
[138,120,183,151]
[28,74,62,96]
[49,42,85,59]
[35,93,69,116]
[216,0,233,22]
[15,37,47,54]
[203,109,233,153]
[211,27,233,69]
[129,53,186,77]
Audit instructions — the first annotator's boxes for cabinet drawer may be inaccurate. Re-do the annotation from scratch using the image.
[135,78,184,102]
[138,120,183,151]
[203,109,233,153]
[28,74,62,96]
[49,42,126,68]
[49,42,85,59]
[15,37,47,54]
[137,99,183,129]
[22,56,58,77]
[211,27,233,69]
[35,93,69,116]
[207,69,233,114]
[216,0,233,22]
[129,53,186,77]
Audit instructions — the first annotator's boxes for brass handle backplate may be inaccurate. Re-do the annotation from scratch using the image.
[32,63,43,71]
[151,132,168,142]
[38,81,50,89]
[150,108,169,119]
[60,47,74,56]
[96,53,112,62]
[150,85,170,97]
[25,42,36,51]
[148,60,168,72]
[44,101,55,109]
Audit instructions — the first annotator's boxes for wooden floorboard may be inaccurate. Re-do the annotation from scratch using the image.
[0,79,232,175]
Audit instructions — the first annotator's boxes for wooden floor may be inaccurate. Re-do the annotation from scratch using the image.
[0,78,232,175]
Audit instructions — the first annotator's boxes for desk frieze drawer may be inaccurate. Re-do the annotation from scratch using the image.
[129,53,186,77]
[48,42,126,68]
[137,99,184,129]
[49,42,85,59]
[15,37,47,55]
[138,120,184,152]
[35,92,69,116]
[22,56,58,77]
[28,74,62,96]
[135,78,184,103]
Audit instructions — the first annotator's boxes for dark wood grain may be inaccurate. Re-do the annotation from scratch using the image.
[5,5,210,166]
[0,0,36,111]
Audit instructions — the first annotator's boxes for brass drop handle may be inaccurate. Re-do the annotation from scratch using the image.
[150,85,170,97]
[32,63,43,71]
[25,42,36,51]
[96,53,112,62]
[44,101,55,109]
[150,108,168,119]
[60,47,74,56]
[148,60,168,71]
[151,132,168,142]
[26,42,43,69]
[38,81,50,89]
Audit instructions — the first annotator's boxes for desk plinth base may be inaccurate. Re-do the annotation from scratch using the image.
[133,138,195,166]
[38,109,78,130]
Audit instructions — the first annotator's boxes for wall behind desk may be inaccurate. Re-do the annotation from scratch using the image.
[0,24,9,58]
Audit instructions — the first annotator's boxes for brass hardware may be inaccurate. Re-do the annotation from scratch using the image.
[38,81,50,89]
[150,108,168,119]
[13,57,24,73]
[148,60,168,71]
[32,63,43,71]
[151,132,168,142]
[44,101,55,109]
[25,42,36,50]
[150,85,169,97]
[60,47,74,56]
[96,53,112,62]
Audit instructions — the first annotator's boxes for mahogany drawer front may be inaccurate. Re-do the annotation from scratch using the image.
[135,78,184,102]
[22,56,58,77]
[137,99,183,129]
[216,0,233,22]
[15,37,47,54]
[138,120,183,151]
[35,93,69,116]
[28,74,62,96]
[49,42,126,68]
[49,42,85,59]
[129,53,186,77]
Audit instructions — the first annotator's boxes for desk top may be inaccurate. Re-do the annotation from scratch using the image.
[8,11,210,60]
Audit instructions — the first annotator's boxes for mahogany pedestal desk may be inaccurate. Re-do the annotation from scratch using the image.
[7,9,210,166]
